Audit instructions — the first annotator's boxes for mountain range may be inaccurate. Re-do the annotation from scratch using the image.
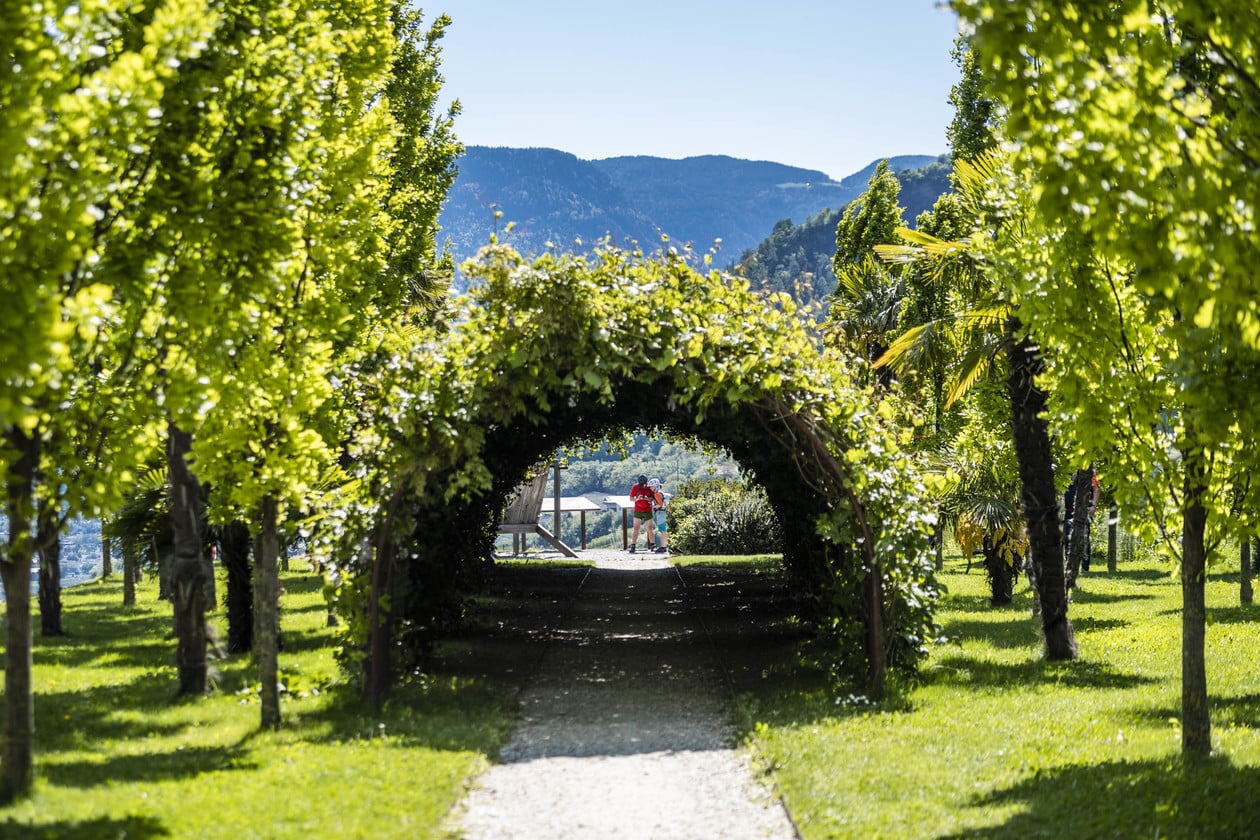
[438,147,952,278]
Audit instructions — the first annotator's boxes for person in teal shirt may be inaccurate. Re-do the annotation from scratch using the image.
[649,478,670,554]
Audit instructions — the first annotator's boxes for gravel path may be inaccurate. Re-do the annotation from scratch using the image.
[442,551,801,839]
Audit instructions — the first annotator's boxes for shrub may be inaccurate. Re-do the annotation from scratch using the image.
[670,477,782,555]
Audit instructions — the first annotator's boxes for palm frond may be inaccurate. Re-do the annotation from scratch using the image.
[875,320,939,374]
[872,243,924,267]
[945,343,995,408]
[952,150,1001,213]
[962,495,1023,532]
[134,466,168,494]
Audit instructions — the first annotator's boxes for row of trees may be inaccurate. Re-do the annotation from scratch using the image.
[8,0,1252,810]
[826,2,1260,757]
[0,1,460,801]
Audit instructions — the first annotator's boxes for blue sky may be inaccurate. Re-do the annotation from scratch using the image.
[432,1,962,180]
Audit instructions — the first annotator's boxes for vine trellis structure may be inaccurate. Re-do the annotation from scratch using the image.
[336,243,939,708]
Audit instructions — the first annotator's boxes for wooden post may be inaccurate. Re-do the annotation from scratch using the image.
[552,461,562,547]
[1107,504,1118,573]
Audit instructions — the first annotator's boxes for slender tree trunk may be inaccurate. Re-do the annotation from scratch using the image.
[1,428,39,803]
[1242,538,1254,606]
[221,521,253,654]
[254,497,281,730]
[1004,315,1078,660]
[934,375,947,573]
[867,559,885,696]
[123,541,138,607]
[167,421,209,696]
[157,536,172,601]
[366,531,394,711]
[366,492,405,710]
[1180,441,1211,755]
[36,498,64,637]
[101,532,112,579]
[1107,505,1118,573]
[201,529,216,610]
[1065,468,1092,588]
[934,515,945,572]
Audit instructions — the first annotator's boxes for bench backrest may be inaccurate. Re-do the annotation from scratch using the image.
[501,470,550,525]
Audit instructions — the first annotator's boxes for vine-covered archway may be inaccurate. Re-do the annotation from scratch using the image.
[341,242,938,705]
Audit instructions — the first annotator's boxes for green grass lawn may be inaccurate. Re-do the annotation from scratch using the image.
[6,555,1259,838]
[738,556,1260,839]
[1,566,514,839]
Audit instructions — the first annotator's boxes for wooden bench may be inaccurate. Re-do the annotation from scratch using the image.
[498,469,578,557]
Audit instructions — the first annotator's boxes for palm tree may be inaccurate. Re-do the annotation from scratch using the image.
[103,466,172,607]
[872,151,1078,658]
[825,254,905,387]
[933,404,1027,607]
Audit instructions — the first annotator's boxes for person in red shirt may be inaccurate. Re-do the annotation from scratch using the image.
[628,474,657,553]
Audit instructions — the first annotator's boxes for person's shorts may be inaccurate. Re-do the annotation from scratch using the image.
[633,510,653,521]
[654,513,668,532]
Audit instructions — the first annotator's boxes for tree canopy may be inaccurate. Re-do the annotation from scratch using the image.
[321,241,940,704]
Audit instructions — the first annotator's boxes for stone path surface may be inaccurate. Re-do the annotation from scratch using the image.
[441,550,802,839]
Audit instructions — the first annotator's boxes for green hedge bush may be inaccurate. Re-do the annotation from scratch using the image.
[670,477,782,555]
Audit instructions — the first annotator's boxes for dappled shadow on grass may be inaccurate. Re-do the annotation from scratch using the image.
[285,677,515,757]
[1066,616,1130,634]
[1205,604,1260,625]
[925,653,1157,692]
[1067,587,1157,605]
[0,815,169,839]
[940,756,1260,839]
[33,605,175,672]
[280,572,332,616]
[940,593,1027,614]
[42,744,255,789]
[939,614,1043,650]
[274,626,335,655]
[1110,565,1176,583]
[36,676,196,749]
[1214,692,1260,729]
[1124,692,1260,731]
[35,637,175,673]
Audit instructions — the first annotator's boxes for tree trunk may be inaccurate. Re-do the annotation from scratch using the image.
[1065,468,1092,588]
[983,532,1015,606]
[1026,552,1043,616]
[1004,315,1078,660]
[36,498,64,637]
[254,497,281,730]
[157,540,172,601]
[1107,505,1118,574]
[1180,441,1211,755]
[167,421,209,696]
[366,491,405,710]
[934,515,945,572]
[101,532,112,579]
[221,521,253,654]
[866,559,885,697]
[1240,538,1254,606]
[0,428,39,803]
[123,541,137,607]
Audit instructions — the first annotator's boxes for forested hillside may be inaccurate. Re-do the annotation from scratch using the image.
[438,146,942,269]
[437,147,660,263]
[735,155,953,303]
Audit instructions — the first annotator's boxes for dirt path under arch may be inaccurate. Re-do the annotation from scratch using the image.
[438,551,805,839]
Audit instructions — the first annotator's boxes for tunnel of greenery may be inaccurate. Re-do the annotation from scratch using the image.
[331,242,939,705]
